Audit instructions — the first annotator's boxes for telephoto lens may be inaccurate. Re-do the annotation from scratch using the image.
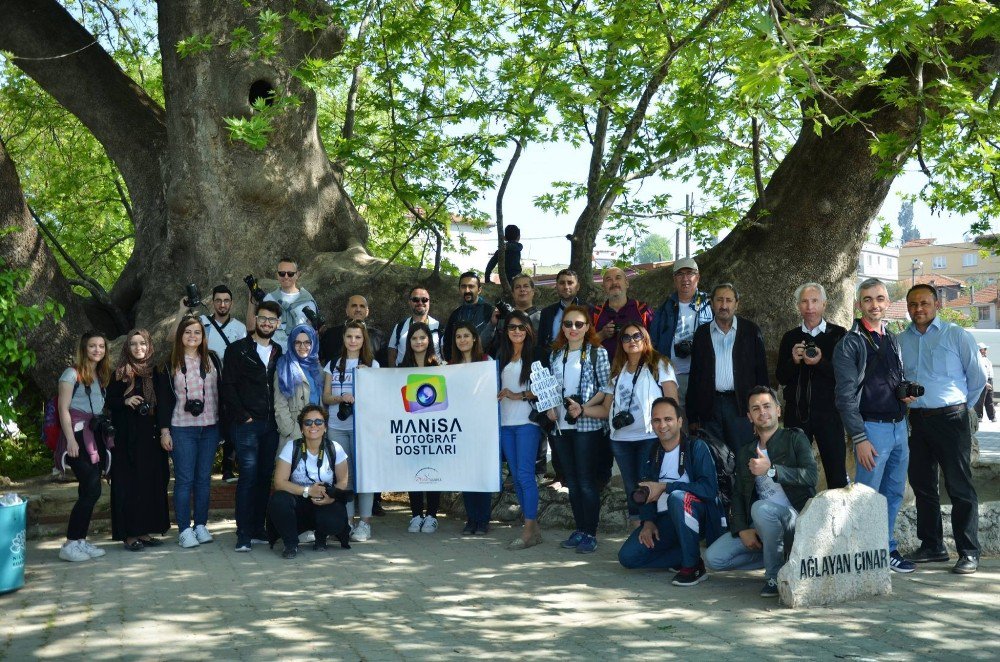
[184,283,201,308]
[631,485,651,505]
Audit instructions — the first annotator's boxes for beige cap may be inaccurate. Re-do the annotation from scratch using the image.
[672,258,699,274]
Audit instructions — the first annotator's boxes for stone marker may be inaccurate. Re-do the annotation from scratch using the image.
[778,483,891,608]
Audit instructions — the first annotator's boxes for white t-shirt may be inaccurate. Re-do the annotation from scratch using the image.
[324,358,380,430]
[552,349,583,430]
[255,341,274,367]
[610,359,677,441]
[656,444,690,512]
[278,439,348,487]
[670,303,697,375]
[754,446,794,510]
[200,315,247,365]
[500,359,535,427]
[389,317,441,365]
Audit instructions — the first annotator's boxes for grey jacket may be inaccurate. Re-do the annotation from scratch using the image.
[832,320,904,449]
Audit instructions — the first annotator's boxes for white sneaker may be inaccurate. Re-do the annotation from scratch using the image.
[351,521,371,542]
[178,527,200,548]
[407,516,424,533]
[194,525,214,544]
[298,530,316,543]
[79,539,106,558]
[421,516,438,534]
[59,540,90,562]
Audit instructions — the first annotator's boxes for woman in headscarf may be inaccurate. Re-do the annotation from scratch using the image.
[275,324,325,445]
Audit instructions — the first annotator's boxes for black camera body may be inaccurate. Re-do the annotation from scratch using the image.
[89,415,116,438]
[243,274,267,304]
[897,381,925,400]
[137,402,151,416]
[804,341,819,359]
[611,410,636,430]
[528,407,556,435]
[184,399,205,416]
[495,299,515,318]
[563,395,582,425]
[337,401,353,421]
[324,485,355,504]
[184,283,202,308]
[673,339,693,359]
[631,484,650,506]
[303,306,326,329]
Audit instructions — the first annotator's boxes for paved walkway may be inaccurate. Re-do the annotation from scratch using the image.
[2,511,997,661]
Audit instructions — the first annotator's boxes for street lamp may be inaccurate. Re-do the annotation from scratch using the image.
[911,258,923,287]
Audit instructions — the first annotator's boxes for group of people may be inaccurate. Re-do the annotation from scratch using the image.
[53,256,985,593]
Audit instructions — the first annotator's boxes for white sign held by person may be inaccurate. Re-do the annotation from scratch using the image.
[355,361,501,492]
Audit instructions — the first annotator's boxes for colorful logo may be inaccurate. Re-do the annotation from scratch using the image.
[401,374,448,413]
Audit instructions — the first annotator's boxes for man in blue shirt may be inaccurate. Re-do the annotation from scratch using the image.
[898,284,985,575]
[650,258,713,403]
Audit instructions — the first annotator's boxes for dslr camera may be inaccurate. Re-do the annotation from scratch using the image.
[184,398,205,417]
[89,415,116,439]
[528,407,557,435]
[631,484,651,506]
[495,299,515,318]
[137,402,151,417]
[324,485,355,504]
[243,274,267,304]
[896,381,925,400]
[804,341,819,359]
[673,339,693,359]
[303,306,326,329]
[184,283,202,309]
[563,395,582,425]
[337,401,353,421]
[611,409,635,430]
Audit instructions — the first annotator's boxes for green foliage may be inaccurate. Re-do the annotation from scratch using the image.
[898,201,920,243]
[939,307,975,328]
[634,234,674,264]
[0,407,50,480]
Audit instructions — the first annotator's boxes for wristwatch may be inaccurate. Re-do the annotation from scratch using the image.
[766,467,777,479]
[303,486,310,498]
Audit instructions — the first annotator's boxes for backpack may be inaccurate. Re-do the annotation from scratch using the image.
[694,428,736,530]
[42,382,80,451]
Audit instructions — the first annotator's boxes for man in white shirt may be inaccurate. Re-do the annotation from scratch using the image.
[975,343,995,423]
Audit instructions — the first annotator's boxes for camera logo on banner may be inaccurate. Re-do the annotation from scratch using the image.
[400,374,448,414]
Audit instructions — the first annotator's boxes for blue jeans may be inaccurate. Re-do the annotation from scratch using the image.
[856,420,909,551]
[234,419,279,542]
[705,499,796,580]
[550,429,603,535]
[462,492,492,525]
[618,490,709,570]
[500,424,541,520]
[611,437,657,521]
[170,424,219,530]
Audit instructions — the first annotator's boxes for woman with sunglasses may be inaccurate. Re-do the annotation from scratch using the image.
[107,329,170,551]
[323,320,379,542]
[450,322,493,535]
[268,405,351,558]
[156,316,223,549]
[602,323,678,528]
[399,322,444,534]
[496,310,543,549]
[547,305,612,554]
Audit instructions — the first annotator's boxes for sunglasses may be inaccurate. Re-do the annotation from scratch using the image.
[410,297,429,303]
[562,320,587,330]
[621,332,645,344]
[302,419,325,427]
[507,324,528,332]
[277,270,297,277]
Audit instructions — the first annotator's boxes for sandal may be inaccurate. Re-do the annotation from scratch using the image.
[123,540,145,552]
[138,537,163,547]
[508,532,542,550]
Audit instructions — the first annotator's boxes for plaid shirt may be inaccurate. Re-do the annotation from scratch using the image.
[549,344,612,432]
[171,354,220,427]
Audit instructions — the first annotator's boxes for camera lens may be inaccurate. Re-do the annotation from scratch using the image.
[415,384,437,407]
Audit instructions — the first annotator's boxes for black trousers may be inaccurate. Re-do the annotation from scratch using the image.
[974,379,994,422]
[908,408,980,556]
[703,392,754,455]
[267,491,349,550]
[66,453,102,540]
[409,491,441,518]
[784,409,848,489]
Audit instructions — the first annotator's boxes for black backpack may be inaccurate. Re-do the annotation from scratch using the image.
[693,428,736,529]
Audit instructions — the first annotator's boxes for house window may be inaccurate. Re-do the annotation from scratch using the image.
[979,306,991,321]
[963,253,979,267]
[932,256,946,269]
[888,258,895,270]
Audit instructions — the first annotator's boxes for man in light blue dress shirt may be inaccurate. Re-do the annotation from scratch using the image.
[898,284,985,575]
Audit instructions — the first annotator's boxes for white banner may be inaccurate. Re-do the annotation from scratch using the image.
[354,361,501,492]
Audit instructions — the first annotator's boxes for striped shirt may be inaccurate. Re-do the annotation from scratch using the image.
[711,318,738,392]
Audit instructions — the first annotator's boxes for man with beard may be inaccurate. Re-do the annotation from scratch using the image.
[387,286,442,365]
[200,285,246,482]
[223,300,283,552]
[538,269,585,367]
[592,267,653,360]
[442,272,496,362]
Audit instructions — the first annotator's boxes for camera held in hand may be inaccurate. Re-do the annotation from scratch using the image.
[89,415,116,439]
[184,283,202,308]
[243,274,267,304]
[611,409,635,430]
[495,299,515,318]
[631,484,651,506]
[528,407,557,435]
[804,341,819,359]
[184,398,205,417]
[563,395,582,425]
[337,401,353,421]
[303,306,326,330]
[137,402,151,416]
[896,381,925,400]
[673,339,693,359]
[324,484,355,503]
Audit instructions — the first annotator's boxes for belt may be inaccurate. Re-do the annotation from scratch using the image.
[863,416,904,424]
[909,404,965,418]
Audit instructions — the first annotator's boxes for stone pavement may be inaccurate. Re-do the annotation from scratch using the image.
[2,511,997,661]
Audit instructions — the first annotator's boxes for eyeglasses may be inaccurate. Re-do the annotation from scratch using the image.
[621,332,644,344]
[256,315,280,325]
[302,419,325,427]
[277,271,297,277]
[562,320,587,330]
[410,297,429,304]
[507,324,528,332]
[293,340,312,347]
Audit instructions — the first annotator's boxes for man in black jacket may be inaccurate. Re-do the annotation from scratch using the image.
[704,386,818,597]
[537,269,584,366]
[686,283,769,454]
[442,271,496,362]
[776,282,848,488]
[318,294,387,366]
[223,300,283,552]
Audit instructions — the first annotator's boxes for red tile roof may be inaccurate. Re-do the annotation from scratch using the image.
[902,238,937,247]
[885,299,910,320]
[946,285,999,308]
[911,274,965,288]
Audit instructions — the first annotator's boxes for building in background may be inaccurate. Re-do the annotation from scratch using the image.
[945,285,1000,329]
[857,242,900,283]
[898,237,1000,286]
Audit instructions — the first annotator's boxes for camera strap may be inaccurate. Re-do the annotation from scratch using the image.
[559,346,588,401]
[615,359,645,418]
[206,316,233,347]
[180,358,207,408]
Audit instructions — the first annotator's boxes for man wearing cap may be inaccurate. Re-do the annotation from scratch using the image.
[975,343,994,423]
[650,258,713,403]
